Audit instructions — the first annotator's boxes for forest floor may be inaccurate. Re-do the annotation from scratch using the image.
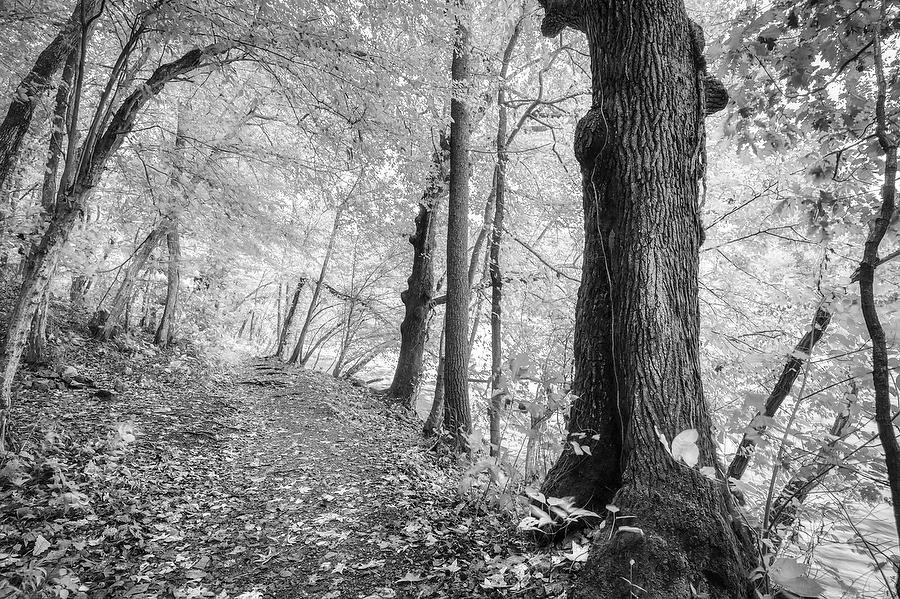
[0,324,578,599]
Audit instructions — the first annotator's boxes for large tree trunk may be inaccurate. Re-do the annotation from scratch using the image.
[727,307,831,480]
[443,15,473,452]
[97,223,167,340]
[0,42,232,451]
[154,227,181,347]
[0,0,99,191]
[276,279,306,357]
[386,154,443,405]
[537,3,751,597]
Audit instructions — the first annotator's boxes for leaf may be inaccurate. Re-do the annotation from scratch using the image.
[565,540,589,562]
[33,534,51,556]
[671,428,700,467]
[654,426,670,455]
[396,572,425,583]
[616,526,644,536]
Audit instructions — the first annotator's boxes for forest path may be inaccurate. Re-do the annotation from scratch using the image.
[3,341,549,599]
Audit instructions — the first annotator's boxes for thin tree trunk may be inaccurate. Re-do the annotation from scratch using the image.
[154,227,180,347]
[487,15,522,457]
[535,3,750,597]
[726,307,831,480]
[386,137,447,406]
[768,382,856,538]
[859,24,900,597]
[443,14,472,453]
[277,279,306,357]
[288,204,344,365]
[425,325,446,437]
[0,0,99,191]
[97,223,167,340]
[0,42,233,451]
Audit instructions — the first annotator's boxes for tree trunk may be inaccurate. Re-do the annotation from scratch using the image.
[69,275,90,309]
[277,279,306,357]
[443,15,472,453]
[859,26,900,597]
[768,383,856,539]
[727,307,831,480]
[425,325,447,437]
[487,16,522,457]
[154,227,181,347]
[0,0,99,191]
[98,224,167,340]
[0,42,232,451]
[536,3,751,597]
[288,204,343,365]
[387,147,444,404]
[24,49,77,365]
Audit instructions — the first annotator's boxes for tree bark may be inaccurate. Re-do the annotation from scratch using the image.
[277,279,306,357]
[487,15,522,457]
[859,24,900,598]
[387,140,446,405]
[289,205,343,365]
[443,14,473,453]
[154,226,181,347]
[726,307,831,480]
[24,49,77,365]
[537,3,751,597]
[425,325,447,437]
[0,42,232,451]
[0,0,99,191]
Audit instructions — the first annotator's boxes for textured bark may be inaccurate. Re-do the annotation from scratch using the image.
[727,307,831,480]
[387,139,447,406]
[538,3,752,598]
[154,227,181,347]
[0,43,231,451]
[443,15,472,452]
[0,0,99,191]
[859,26,900,598]
[277,279,306,357]
[69,275,90,309]
[24,50,77,365]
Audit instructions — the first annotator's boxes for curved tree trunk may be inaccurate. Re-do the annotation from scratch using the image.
[0,42,233,451]
[0,0,99,191]
[536,2,751,597]
[443,15,472,452]
[24,49,78,365]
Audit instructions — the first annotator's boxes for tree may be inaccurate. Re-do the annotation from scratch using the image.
[535,1,752,596]
[386,136,447,406]
[0,0,99,191]
[442,10,474,453]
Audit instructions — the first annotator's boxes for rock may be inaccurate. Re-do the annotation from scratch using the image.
[113,380,125,393]
[72,374,95,387]
[33,380,51,392]
[60,366,78,380]
[94,389,117,400]
[124,366,133,376]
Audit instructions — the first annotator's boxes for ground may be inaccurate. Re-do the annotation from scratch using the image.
[0,324,579,599]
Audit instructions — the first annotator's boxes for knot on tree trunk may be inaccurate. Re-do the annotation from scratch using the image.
[574,107,608,172]
[538,0,585,37]
[704,76,729,116]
